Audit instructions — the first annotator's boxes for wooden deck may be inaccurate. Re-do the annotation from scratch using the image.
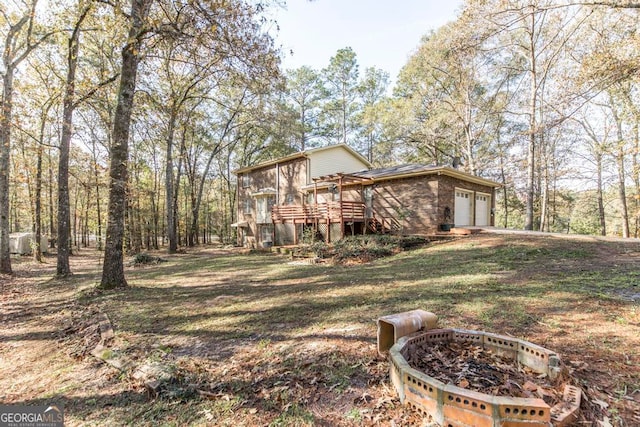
[271,201,401,244]
[271,201,365,224]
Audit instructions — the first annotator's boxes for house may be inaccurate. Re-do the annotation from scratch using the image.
[233,144,501,248]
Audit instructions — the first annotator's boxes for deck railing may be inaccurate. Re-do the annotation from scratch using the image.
[272,201,366,223]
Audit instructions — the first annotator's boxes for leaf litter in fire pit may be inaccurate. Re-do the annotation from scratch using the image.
[405,340,564,407]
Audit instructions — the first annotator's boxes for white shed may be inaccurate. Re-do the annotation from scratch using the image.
[9,232,48,255]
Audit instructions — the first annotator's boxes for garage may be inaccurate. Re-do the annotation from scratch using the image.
[475,193,490,226]
[454,189,473,226]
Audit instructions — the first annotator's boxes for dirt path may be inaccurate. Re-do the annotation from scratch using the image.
[1,255,104,404]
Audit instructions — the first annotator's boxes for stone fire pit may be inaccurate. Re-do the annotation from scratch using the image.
[377,310,581,427]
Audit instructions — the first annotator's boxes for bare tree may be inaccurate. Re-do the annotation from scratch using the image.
[100,0,152,289]
[56,2,91,277]
[1,0,54,274]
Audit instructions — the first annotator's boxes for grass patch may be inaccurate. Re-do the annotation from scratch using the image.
[269,403,315,427]
[3,235,639,426]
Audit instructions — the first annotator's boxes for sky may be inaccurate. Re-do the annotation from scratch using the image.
[270,0,464,83]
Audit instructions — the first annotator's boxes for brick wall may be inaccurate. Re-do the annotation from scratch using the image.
[366,174,495,234]
[370,177,440,235]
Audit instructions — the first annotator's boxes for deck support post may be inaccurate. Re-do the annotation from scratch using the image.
[326,218,330,243]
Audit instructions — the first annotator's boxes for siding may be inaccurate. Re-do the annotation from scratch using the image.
[308,146,369,179]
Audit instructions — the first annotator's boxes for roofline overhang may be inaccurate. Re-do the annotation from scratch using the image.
[232,143,372,175]
[250,189,277,197]
[305,167,502,189]
[435,167,503,188]
[233,152,305,174]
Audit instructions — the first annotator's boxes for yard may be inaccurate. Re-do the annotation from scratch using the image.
[1,233,639,426]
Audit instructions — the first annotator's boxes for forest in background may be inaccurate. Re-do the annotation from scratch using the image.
[1,0,639,282]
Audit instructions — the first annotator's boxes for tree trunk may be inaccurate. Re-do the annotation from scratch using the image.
[616,145,630,238]
[34,99,55,261]
[83,184,91,247]
[129,190,142,254]
[124,193,131,254]
[539,140,550,232]
[189,146,222,247]
[152,150,160,249]
[165,109,178,253]
[611,95,630,238]
[172,125,187,248]
[128,156,142,254]
[19,142,36,232]
[524,6,537,231]
[100,0,151,289]
[632,116,639,237]
[596,150,606,236]
[0,2,51,273]
[463,88,476,175]
[620,88,640,237]
[34,140,43,262]
[72,180,80,251]
[93,141,103,250]
[11,185,19,232]
[135,194,143,252]
[189,183,198,247]
[151,191,159,249]
[56,7,87,277]
[539,176,548,232]
[300,106,306,151]
[48,147,55,248]
[0,69,14,274]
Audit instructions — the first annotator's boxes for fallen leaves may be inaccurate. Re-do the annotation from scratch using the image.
[593,398,609,410]
[405,340,565,405]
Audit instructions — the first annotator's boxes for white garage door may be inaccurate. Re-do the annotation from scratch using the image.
[475,194,490,226]
[454,190,472,226]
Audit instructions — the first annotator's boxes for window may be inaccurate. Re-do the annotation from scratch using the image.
[242,174,250,188]
[255,195,275,223]
[243,198,252,214]
[363,186,373,202]
[261,225,273,243]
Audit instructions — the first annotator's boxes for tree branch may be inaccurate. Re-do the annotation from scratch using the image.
[73,73,120,108]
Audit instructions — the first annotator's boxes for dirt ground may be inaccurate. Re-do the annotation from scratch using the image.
[1,233,639,426]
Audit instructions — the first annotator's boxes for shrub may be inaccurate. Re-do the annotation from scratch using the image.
[308,235,429,263]
[131,252,167,266]
[334,235,394,262]
[309,241,331,258]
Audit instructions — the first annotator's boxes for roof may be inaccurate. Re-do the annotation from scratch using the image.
[309,164,501,188]
[233,144,371,174]
[353,164,437,179]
